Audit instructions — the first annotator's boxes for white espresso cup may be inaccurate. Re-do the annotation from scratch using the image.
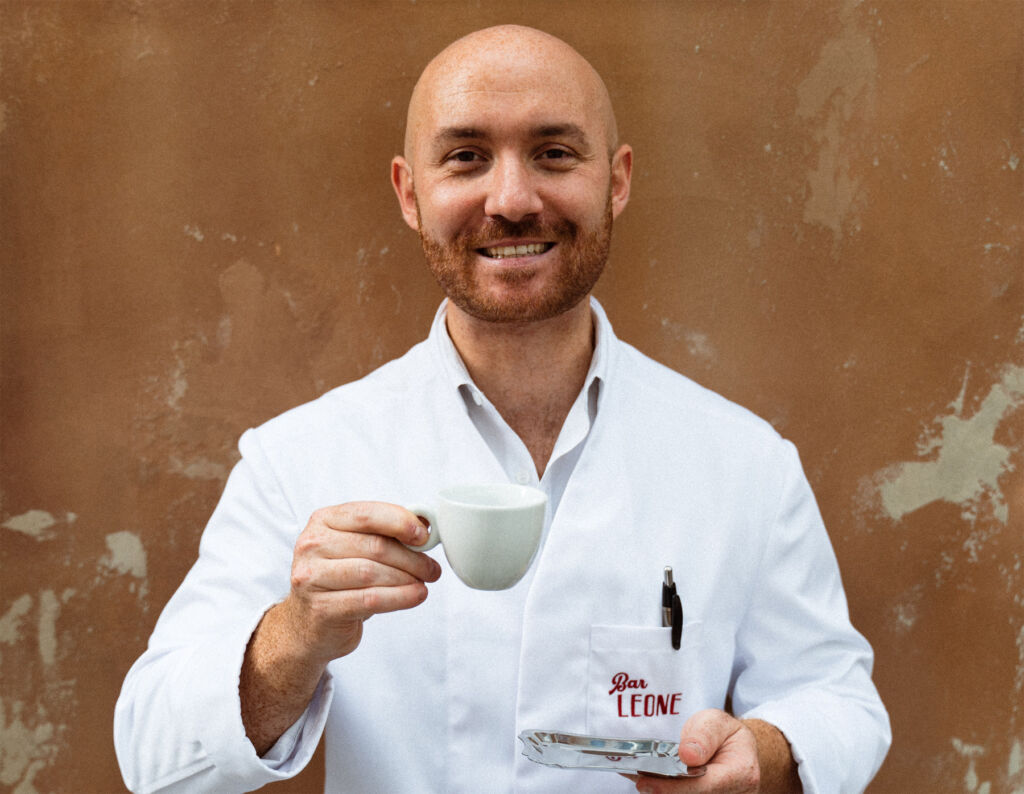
[405,484,547,590]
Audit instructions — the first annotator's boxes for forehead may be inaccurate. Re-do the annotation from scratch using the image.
[414,50,603,150]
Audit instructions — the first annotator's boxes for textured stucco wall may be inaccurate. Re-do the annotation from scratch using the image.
[1,2,1021,792]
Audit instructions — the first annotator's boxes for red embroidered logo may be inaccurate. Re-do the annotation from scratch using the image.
[608,672,681,718]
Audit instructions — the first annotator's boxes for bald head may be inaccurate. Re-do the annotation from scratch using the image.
[403,25,619,166]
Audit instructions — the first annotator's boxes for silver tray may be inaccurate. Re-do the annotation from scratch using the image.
[518,729,706,778]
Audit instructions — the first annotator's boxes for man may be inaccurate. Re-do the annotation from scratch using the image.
[115,25,890,794]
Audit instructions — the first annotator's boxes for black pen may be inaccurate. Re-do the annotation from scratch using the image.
[671,593,683,650]
[662,567,675,628]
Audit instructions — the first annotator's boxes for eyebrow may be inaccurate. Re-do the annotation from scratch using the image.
[431,122,591,149]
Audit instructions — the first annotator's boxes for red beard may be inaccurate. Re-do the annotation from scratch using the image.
[417,195,613,324]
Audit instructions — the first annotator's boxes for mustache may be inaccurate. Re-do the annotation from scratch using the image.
[460,217,577,247]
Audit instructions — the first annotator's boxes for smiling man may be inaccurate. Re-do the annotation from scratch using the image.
[115,26,890,794]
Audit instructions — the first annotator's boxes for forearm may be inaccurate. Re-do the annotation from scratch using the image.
[743,719,802,794]
[240,601,330,756]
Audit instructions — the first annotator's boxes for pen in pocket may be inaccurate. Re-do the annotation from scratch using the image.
[662,566,682,650]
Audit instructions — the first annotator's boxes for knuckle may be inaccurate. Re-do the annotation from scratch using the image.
[293,530,320,557]
[360,532,389,559]
[345,502,378,530]
[360,587,382,614]
[309,506,332,527]
[354,558,377,587]
[290,561,314,591]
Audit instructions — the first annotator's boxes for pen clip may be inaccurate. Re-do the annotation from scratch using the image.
[671,594,683,650]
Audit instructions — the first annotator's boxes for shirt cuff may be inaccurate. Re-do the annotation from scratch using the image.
[261,674,333,771]
[181,603,334,789]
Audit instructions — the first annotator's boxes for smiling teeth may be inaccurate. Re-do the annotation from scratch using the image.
[484,243,552,258]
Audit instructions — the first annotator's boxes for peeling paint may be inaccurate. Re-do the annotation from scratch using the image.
[168,455,228,482]
[952,738,990,794]
[795,2,877,242]
[0,699,60,792]
[36,591,58,668]
[99,531,147,581]
[0,597,33,646]
[2,511,56,539]
[876,365,1024,524]
[659,318,717,366]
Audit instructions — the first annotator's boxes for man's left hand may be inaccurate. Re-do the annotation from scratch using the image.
[624,709,801,793]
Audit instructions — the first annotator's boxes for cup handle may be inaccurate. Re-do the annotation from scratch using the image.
[404,504,440,551]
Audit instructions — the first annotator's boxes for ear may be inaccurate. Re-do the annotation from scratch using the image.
[609,144,633,220]
[391,156,419,231]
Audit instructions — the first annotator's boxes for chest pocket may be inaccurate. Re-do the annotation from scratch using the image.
[586,622,707,740]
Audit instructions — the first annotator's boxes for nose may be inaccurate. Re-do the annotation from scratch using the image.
[484,156,543,222]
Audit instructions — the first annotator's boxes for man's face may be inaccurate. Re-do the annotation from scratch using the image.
[393,39,631,324]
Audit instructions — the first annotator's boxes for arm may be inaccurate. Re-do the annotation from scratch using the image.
[629,441,889,794]
[728,441,890,792]
[239,502,439,754]
[114,432,439,793]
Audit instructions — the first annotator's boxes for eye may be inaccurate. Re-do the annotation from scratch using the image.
[537,146,578,169]
[443,149,486,171]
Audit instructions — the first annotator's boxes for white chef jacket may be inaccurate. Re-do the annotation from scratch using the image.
[115,298,891,794]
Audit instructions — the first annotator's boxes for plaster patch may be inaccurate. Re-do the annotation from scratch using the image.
[36,591,58,667]
[168,455,228,482]
[796,16,877,242]
[0,596,33,645]
[1010,738,1023,777]
[2,511,56,539]
[99,531,147,580]
[0,699,58,790]
[952,738,990,793]
[660,318,717,365]
[875,365,1024,524]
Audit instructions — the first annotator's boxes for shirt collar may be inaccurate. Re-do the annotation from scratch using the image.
[429,297,611,400]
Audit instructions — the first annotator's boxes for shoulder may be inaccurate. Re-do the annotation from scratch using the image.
[610,339,785,450]
[244,339,439,454]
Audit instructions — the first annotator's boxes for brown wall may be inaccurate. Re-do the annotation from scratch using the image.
[1,1,1021,792]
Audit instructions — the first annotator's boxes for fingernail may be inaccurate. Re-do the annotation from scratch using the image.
[684,740,704,760]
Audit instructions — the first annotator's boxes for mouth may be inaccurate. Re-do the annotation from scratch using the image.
[478,242,555,259]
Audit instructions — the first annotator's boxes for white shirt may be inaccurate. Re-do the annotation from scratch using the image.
[115,298,890,794]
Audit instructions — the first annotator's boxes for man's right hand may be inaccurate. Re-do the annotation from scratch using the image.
[240,501,441,754]
[280,501,443,663]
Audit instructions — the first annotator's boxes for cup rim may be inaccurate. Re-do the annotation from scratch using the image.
[438,483,546,510]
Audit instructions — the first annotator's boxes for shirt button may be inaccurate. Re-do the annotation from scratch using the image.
[515,470,531,484]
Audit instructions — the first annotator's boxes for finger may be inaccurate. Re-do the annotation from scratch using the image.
[294,534,441,590]
[678,709,743,767]
[316,580,430,621]
[299,508,441,584]
[314,502,429,546]
[307,556,426,592]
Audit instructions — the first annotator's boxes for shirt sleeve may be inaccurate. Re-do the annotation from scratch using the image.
[114,429,333,793]
[731,441,891,794]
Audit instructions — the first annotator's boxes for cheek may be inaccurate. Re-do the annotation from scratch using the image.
[417,185,480,237]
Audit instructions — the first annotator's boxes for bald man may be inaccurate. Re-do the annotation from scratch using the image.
[115,26,890,794]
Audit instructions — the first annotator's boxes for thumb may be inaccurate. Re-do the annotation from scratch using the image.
[678,737,709,767]
[678,708,740,766]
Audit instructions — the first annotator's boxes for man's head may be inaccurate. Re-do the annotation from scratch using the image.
[391,25,632,324]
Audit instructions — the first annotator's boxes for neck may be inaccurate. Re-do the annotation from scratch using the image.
[445,298,595,477]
